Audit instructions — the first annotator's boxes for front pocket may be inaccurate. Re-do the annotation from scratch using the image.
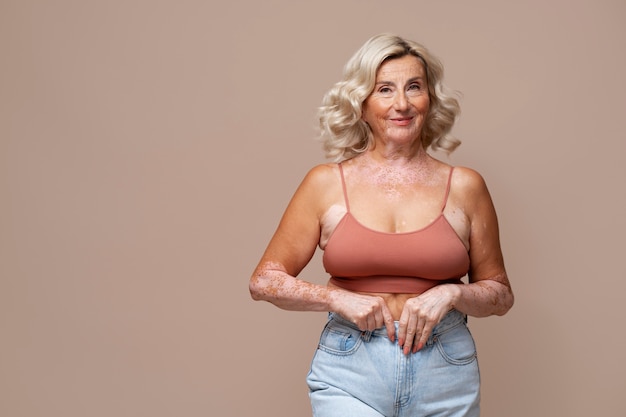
[434,323,477,365]
[317,321,363,356]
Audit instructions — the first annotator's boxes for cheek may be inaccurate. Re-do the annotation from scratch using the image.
[416,97,430,113]
[362,108,382,127]
[362,98,388,119]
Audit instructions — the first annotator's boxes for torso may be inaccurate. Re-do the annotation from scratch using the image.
[318,154,471,320]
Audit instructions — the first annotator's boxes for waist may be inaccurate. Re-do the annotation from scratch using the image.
[329,275,464,294]
[328,308,467,340]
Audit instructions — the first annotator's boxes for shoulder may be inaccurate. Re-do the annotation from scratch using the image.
[298,163,340,192]
[448,166,496,214]
[450,166,489,195]
[291,163,342,208]
[303,163,338,182]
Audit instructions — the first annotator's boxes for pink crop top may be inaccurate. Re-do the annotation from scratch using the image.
[323,164,470,294]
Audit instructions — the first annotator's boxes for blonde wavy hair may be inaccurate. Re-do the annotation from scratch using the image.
[319,33,462,162]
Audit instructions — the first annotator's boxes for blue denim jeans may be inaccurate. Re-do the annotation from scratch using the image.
[307,310,480,417]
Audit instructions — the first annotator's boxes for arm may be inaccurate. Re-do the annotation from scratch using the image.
[249,164,331,311]
[249,164,396,337]
[438,169,514,317]
[447,167,514,316]
[398,167,514,353]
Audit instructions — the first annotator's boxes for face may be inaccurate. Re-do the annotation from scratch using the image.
[362,55,430,149]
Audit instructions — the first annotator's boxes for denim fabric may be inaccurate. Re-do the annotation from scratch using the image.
[307,310,480,417]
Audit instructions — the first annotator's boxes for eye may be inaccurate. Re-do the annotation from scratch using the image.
[408,83,422,91]
[378,86,393,94]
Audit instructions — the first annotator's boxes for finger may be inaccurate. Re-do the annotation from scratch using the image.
[413,309,443,353]
[411,313,425,353]
[397,308,414,351]
[413,322,433,353]
[397,314,408,348]
[371,310,382,331]
[402,315,419,355]
[381,303,396,342]
[406,311,424,354]
[366,311,377,331]
[355,309,368,331]
[403,326,417,355]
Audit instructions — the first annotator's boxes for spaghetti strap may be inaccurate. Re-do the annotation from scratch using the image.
[441,167,455,212]
[338,163,350,212]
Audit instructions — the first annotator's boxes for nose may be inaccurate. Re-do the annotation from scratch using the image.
[393,91,409,110]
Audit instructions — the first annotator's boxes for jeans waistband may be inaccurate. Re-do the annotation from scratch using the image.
[328,309,467,341]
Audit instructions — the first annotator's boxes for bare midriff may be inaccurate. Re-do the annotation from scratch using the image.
[328,280,421,320]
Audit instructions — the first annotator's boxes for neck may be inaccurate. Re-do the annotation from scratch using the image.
[367,141,430,166]
[350,149,438,190]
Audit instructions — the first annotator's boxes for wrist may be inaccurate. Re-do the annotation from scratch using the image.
[326,287,341,312]
[444,283,463,310]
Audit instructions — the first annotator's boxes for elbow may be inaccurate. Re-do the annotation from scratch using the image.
[249,275,264,301]
[496,288,515,316]
[249,272,275,302]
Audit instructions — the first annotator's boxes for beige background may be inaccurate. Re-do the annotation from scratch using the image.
[1,0,625,416]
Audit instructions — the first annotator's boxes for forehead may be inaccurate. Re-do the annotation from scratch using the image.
[376,55,426,80]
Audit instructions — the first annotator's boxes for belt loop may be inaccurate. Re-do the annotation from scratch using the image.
[361,330,373,342]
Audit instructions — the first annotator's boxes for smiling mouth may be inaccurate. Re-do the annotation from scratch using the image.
[390,117,414,125]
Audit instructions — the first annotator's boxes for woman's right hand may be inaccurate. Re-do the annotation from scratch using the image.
[330,289,396,342]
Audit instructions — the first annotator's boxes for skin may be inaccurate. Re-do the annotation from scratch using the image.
[250,55,514,355]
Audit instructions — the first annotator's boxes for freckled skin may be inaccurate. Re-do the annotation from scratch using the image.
[249,55,513,355]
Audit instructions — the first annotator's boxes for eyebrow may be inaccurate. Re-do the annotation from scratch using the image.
[375,76,426,85]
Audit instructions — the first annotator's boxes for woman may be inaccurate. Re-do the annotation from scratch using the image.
[249,33,514,417]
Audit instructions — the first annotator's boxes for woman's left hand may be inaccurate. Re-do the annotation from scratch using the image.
[397,284,460,355]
